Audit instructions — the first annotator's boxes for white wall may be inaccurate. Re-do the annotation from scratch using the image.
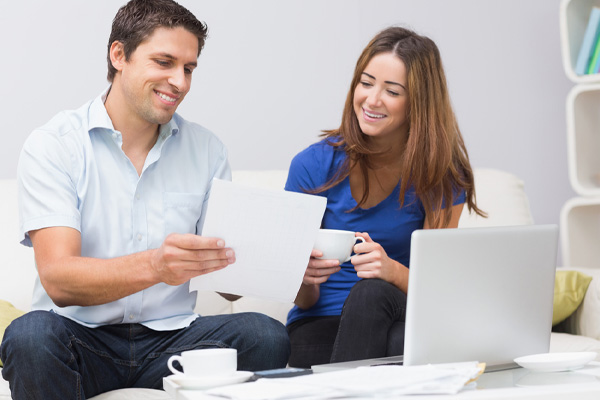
[0,0,574,262]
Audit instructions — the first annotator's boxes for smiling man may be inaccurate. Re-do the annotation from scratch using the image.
[0,1,290,399]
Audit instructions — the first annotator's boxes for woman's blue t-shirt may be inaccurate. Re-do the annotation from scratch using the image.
[285,139,465,325]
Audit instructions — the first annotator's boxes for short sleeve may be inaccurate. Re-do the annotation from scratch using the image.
[453,188,466,206]
[285,141,338,195]
[17,129,80,246]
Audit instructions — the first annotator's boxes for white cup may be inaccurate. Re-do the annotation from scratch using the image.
[167,348,237,378]
[314,229,365,263]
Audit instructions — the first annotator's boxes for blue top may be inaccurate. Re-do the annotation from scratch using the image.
[285,139,465,325]
[18,88,231,330]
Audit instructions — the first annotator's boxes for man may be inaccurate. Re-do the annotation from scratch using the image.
[0,1,290,398]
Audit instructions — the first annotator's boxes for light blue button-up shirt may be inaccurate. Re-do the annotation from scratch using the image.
[17,89,231,330]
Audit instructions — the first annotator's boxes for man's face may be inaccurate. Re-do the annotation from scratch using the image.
[116,26,199,125]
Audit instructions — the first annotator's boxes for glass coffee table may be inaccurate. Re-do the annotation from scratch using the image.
[166,363,600,400]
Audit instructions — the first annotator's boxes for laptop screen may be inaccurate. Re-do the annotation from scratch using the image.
[403,225,558,367]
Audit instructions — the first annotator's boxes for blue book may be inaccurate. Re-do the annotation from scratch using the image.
[575,6,600,75]
[590,33,600,74]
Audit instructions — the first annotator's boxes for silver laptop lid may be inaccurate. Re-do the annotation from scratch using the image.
[404,224,558,367]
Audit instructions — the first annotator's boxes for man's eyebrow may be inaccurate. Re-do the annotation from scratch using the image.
[153,52,198,67]
[361,72,405,89]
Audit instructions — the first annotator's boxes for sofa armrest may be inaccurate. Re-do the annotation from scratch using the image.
[194,290,292,326]
[563,267,600,340]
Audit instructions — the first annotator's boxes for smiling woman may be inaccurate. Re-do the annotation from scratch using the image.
[284,26,486,369]
[353,53,409,144]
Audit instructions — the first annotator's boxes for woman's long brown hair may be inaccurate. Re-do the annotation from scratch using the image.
[312,26,485,228]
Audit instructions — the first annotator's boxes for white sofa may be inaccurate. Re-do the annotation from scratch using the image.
[2,168,600,400]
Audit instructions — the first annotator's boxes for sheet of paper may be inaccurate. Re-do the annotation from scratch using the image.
[190,179,326,302]
[205,362,484,399]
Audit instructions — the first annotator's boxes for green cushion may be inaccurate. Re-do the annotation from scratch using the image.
[0,300,26,367]
[553,270,593,326]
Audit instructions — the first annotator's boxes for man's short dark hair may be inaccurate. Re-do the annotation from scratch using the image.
[106,0,208,82]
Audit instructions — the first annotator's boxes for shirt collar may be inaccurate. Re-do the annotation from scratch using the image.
[88,87,115,131]
[87,86,180,138]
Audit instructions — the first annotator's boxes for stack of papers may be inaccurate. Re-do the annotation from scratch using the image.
[204,362,485,399]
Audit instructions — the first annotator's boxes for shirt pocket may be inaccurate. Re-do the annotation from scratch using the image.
[163,192,205,236]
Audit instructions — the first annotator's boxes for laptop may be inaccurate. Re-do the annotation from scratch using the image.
[312,224,559,373]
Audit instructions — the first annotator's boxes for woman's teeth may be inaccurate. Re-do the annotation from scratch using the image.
[365,110,385,119]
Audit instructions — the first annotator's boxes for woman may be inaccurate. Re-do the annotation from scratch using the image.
[285,26,485,368]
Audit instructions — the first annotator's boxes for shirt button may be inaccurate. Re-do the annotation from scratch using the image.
[135,194,140,200]
[137,234,142,241]
[129,314,135,320]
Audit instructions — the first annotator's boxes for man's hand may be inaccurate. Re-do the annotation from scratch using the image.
[150,233,236,286]
[30,227,236,307]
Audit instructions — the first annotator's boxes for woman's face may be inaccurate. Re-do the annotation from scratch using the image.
[353,52,409,143]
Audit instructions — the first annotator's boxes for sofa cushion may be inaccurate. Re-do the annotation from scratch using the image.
[194,291,234,317]
[231,296,293,325]
[564,267,600,340]
[458,169,534,227]
[550,332,600,361]
[553,270,593,326]
[0,377,172,400]
[231,170,288,193]
[0,372,10,400]
[0,300,26,367]
[0,179,37,313]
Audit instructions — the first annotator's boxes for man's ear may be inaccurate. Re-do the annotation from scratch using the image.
[109,41,126,72]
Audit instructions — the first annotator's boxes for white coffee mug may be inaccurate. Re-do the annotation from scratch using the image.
[167,348,237,378]
[314,229,365,263]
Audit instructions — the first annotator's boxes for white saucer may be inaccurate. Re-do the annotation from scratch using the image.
[514,352,597,372]
[166,371,254,390]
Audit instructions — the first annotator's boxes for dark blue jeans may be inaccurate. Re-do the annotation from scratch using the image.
[287,279,406,368]
[1,310,290,400]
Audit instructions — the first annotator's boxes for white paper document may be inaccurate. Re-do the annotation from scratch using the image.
[189,179,327,302]
[204,362,484,399]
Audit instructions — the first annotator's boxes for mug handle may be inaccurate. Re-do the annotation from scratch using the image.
[344,237,366,262]
[167,355,185,376]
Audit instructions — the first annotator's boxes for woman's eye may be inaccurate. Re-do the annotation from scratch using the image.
[387,90,400,96]
[360,81,373,87]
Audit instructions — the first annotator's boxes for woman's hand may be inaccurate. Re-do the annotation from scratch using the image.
[294,249,341,309]
[351,232,408,293]
[302,249,341,285]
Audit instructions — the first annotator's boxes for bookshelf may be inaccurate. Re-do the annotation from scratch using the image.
[560,0,600,83]
[566,83,600,196]
[560,0,600,268]
[560,197,600,267]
